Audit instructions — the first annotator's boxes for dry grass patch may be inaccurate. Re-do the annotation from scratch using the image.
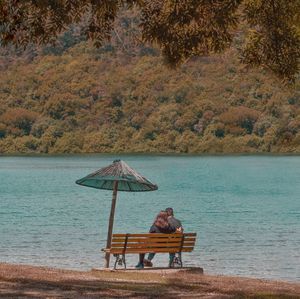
[0,263,299,299]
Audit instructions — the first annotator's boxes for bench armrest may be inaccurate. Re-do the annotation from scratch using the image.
[101,248,110,253]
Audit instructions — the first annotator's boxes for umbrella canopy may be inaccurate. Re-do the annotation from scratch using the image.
[76,159,158,268]
[76,159,158,191]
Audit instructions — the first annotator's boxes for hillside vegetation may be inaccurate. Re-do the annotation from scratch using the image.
[0,29,299,154]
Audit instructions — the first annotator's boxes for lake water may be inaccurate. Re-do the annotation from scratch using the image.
[0,155,299,282]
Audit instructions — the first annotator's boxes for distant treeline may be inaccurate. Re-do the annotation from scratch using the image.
[0,21,299,154]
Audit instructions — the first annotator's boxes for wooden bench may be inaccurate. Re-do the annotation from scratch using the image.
[102,233,197,269]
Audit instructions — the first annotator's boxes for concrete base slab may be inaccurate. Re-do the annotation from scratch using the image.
[91,267,203,275]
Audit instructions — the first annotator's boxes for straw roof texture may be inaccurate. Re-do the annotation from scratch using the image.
[76,160,158,192]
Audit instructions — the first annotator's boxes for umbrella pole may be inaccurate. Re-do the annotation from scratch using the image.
[105,180,118,268]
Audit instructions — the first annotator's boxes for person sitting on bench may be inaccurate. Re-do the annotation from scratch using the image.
[166,207,183,233]
[144,207,184,267]
[135,211,176,269]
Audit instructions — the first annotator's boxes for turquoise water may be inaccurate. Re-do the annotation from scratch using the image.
[0,155,299,281]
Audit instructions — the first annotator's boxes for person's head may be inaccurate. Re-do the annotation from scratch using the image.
[154,211,169,229]
[165,207,174,217]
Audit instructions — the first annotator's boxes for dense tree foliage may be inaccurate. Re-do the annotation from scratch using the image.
[0,25,299,154]
[242,0,300,83]
[0,0,299,81]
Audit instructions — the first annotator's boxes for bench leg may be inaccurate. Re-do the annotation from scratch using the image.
[113,254,126,269]
[123,254,126,269]
[169,253,175,268]
[178,252,183,268]
[113,254,119,269]
[171,253,183,268]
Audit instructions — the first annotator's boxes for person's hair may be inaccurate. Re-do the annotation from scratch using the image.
[165,207,174,216]
[154,211,169,229]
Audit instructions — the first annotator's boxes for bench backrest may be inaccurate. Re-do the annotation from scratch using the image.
[109,233,197,254]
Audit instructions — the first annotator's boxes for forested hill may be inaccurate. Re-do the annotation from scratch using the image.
[0,27,299,153]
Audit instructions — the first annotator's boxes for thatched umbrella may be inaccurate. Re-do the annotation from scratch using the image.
[76,159,158,268]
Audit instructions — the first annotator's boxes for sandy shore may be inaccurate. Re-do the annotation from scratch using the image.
[0,263,299,298]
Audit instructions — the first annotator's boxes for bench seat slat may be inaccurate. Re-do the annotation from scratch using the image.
[112,237,196,243]
[111,239,183,244]
[106,247,195,254]
[111,241,195,248]
[111,242,183,248]
[180,233,197,236]
[112,237,183,243]
[112,233,195,238]
[112,236,183,241]
[113,233,197,238]
[184,237,196,241]
[183,242,196,247]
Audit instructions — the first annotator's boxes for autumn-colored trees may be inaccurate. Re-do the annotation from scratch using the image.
[0,24,299,154]
[219,106,260,135]
[0,108,38,136]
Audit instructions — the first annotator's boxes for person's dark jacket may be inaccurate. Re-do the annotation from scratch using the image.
[168,216,182,229]
[149,224,176,234]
